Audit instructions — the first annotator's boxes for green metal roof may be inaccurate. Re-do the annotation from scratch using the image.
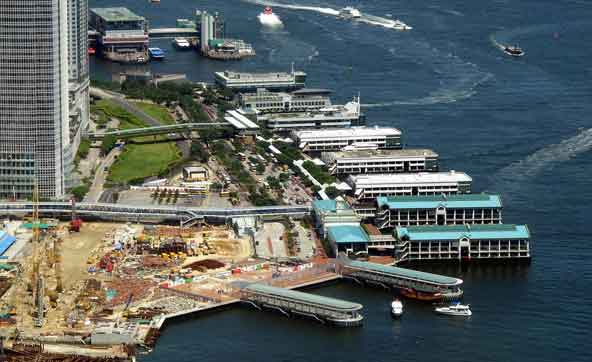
[313,199,337,213]
[377,193,502,210]
[91,7,145,22]
[244,283,362,311]
[396,224,530,241]
[327,225,369,244]
[346,260,463,286]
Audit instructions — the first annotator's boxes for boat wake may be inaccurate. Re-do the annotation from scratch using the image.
[243,0,339,16]
[362,42,493,107]
[242,0,410,30]
[494,128,592,183]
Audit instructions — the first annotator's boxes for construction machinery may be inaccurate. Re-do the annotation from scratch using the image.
[69,197,83,232]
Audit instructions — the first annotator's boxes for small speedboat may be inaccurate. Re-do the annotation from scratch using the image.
[148,47,165,60]
[503,45,524,57]
[391,299,403,318]
[339,7,362,19]
[434,303,472,317]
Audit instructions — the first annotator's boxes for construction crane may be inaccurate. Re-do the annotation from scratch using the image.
[69,197,82,232]
[30,184,45,328]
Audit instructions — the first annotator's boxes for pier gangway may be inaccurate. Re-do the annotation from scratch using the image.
[340,259,464,300]
[241,283,363,327]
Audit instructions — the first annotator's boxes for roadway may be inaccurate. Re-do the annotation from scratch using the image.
[84,147,121,203]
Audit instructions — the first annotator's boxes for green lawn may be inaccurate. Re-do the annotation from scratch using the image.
[92,99,146,129]
[132,101,175,125]
[108,141,181,184]
[91,99,181,184]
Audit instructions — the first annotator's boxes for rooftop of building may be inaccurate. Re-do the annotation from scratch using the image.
[327,225,369,244]
[183,166,208,173]
[345,260,463,286]
[323,148,438,161]
[295,126,401,139]
[90,7,145,22]
[215,70,306,82]
[396,224,530,241]
[244,283,362,311]
[348,171,472,185]
[263,103,359,120]
[377,193,502,210]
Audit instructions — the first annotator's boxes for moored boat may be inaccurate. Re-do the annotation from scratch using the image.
[400,288,442,301]
[434,303,472,317]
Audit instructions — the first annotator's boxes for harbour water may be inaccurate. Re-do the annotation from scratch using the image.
[89,0,592,361]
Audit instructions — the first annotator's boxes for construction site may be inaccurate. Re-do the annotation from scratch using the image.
[0,189,338,362]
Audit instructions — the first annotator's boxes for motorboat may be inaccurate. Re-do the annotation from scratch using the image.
[391,299,403,318]
[148,47,165,60]
[503,45,524,57]
[339,7,362,19]
[434,303,472,317]
[388,20,412,31]
[172,37,191,50]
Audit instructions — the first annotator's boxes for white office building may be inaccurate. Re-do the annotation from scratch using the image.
[322,149,439,175]
[260,97,363,130]
[239,88,333,114]
[293,126,402,152]
[346,171,472,201]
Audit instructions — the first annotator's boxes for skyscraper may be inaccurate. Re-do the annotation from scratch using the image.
[0,0,88,200]
[65,0,90,191]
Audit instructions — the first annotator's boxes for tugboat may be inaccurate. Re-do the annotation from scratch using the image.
[434,303,472,317]
[391,299,403,318]
[503,45,524,57]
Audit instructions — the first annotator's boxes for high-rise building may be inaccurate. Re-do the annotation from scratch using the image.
[0,0,88,200]
[65,0,90,190]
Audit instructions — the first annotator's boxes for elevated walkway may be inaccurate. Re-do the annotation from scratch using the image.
[341,259,463,300]
[0,202,311,223]
[241,283,363,326]
[88,122,229,141]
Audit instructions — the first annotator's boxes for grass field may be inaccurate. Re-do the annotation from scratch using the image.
[109,140,181,184]
[92,99,146,129]
[91,99,181,184]
[132,101,176,125]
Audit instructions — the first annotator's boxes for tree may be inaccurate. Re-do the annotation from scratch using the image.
[190,141,209,163]
[255,163,265,175]
[101,134,117,156]
[324,186,342,199]
[71,185,89,202]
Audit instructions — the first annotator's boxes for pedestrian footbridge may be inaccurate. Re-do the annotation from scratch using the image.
[341,260,463,300]
[241,283,363,327]
[0,202,311,223]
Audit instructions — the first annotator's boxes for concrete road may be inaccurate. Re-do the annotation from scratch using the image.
[84,147,121,203]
